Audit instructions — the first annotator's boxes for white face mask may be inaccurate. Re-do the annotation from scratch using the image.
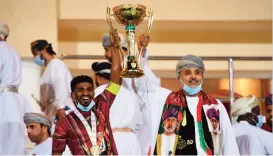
[179,78,202,95]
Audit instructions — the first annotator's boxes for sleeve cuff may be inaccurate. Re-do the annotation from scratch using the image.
[141,49,149,58]
[106,82,120,95]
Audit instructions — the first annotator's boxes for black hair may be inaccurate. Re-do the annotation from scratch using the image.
[237,111,258,126]
[71,75,94,92]
[31,39,56,55]
[45,44,56,55]
[91,62,111,81]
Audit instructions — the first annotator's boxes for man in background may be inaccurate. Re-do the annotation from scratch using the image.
[0,23,30,155]
[24,113,52,155]
[232,95,273,155]
[263,94,272,132]
[92,61,142,154]
[102,33,171,155]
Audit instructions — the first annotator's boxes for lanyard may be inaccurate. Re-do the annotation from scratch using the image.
[74,108,97,146]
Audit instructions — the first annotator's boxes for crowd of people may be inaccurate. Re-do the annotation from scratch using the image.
[0,23,272,155]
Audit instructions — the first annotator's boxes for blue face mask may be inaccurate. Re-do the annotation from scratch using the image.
[180,78,202,95]
[76,101,95,112]
[256,115,265,128]
[34,55,45,66]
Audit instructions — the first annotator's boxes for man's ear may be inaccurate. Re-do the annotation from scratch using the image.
[71,92,76,101]
[41,125,47,133]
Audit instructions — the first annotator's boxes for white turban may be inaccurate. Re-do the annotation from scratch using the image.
[176,54,205,77]
[24,112,51,128]
[0,24,9,39]
[231,95,259,117]
[102,33,128,49]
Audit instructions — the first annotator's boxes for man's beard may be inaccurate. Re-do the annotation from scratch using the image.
[188,78,201,86]
[164,126,176,133]
[28,130,43,144]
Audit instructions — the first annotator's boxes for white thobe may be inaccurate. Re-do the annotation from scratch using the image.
[122,50,171,155]
[40,58,73,154]
[161,134,176,155]
[40,59,75,128]
[233,121,273,155]
[40,58,75,111]
[94,84,142,155]
[0,41,30,154]
[186,96,240,155]
[28,137,52,155]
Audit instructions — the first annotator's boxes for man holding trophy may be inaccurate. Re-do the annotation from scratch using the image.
[103,4,171,155]
[99,33,143,155]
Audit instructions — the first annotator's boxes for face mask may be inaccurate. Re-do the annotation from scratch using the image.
[256,115,265,128]
[76,101,94,112]
[250,113,265,128]
[34,55,45,66]
[179,78,202,95]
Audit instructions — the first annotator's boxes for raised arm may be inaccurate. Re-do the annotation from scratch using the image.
[137,33,160,86]
[108,31,122,85]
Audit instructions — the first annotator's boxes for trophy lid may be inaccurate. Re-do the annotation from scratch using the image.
[113,4,146,26]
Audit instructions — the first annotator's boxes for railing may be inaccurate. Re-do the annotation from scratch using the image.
[57,55,272,61]
[22,55,272,118]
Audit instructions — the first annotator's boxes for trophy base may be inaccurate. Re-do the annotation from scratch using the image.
[121,56,145,78]
[121,69,144,78]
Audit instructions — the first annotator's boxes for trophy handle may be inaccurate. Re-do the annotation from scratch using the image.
[136,8,153,63]
[146,8,154,34]
[106,7,114,30]
[106,7,125,67]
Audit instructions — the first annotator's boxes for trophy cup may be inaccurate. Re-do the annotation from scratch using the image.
[106,4,153,78]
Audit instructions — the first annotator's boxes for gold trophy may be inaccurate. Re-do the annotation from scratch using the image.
[106,4,153,78]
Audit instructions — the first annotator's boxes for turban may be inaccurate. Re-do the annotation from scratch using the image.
[162,107,179,121]
[24,113,51,128]
[265,94,272,106]
[102,33,128,49]
[176,54,205,77]
[91,62,111,80]
[231,95,259,117]
[206,108,219,121]
[0,24,9,39]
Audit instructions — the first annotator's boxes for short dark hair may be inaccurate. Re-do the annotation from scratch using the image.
[91,62,111,81]
[71,75,93,92]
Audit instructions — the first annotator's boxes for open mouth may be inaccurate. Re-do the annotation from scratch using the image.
[81,96,91,103]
